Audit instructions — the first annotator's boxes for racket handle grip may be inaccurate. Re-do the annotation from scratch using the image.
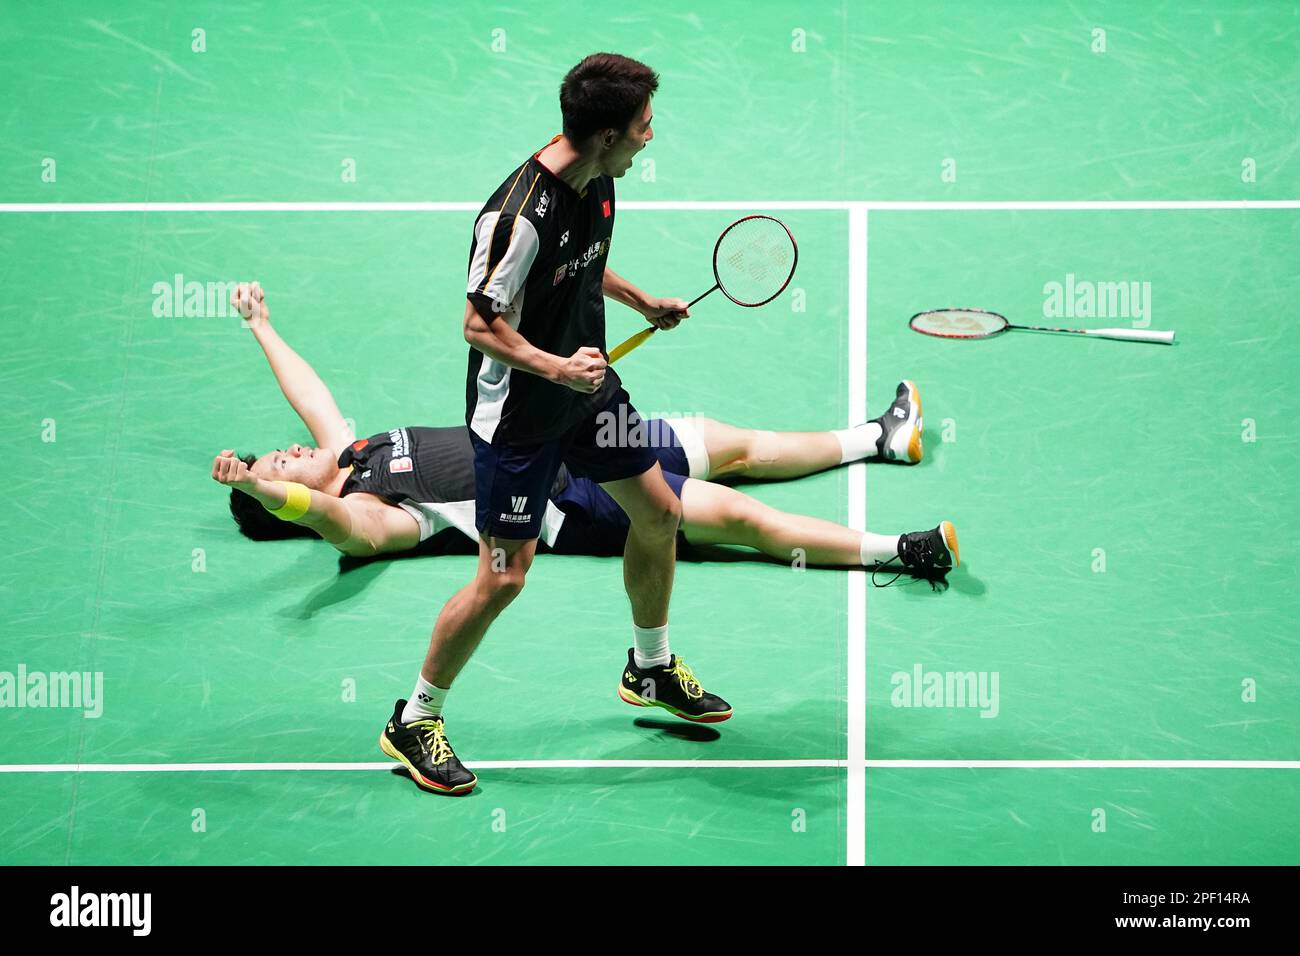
[1088,327,1176,344]
[608,326,657,364]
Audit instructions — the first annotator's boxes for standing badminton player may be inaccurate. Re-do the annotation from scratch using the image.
[379,53,724,795]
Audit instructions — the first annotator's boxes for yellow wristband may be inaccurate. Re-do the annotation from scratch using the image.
[268,481,311,521]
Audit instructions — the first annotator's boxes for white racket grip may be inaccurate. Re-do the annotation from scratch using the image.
[1088,327,1176,344]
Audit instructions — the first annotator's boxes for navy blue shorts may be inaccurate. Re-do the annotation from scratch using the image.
[548,421,690,556]
[472,387,663,540]
[645,420,691,477]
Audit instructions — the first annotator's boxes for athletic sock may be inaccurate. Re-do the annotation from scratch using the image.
[833,422,883,464]
[860,532,901,567]
[401,676,449,724]
[633,623,671,669]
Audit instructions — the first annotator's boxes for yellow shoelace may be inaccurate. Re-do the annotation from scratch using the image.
[410,719,455,766]
[668,658,704,701]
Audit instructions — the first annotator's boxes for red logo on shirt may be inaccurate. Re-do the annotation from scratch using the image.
[351,438,368,452]
[554,264,566,286]
[601,199,611,218]
[389,456,413,474]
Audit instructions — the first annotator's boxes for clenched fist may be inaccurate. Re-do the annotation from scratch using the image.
[231,282,269,326]
[211,449,256,490]
[557,346,607,393]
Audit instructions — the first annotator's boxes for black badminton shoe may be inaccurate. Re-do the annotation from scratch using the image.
[379,700,477,796]
[872,521,960,590]
[618,649,733,723]
[874,380,924,463]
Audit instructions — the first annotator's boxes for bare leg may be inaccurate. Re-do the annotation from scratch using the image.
[692,417,851,481]
[599,463,681,627]
[679,478,893,566]
[421,535,536,686]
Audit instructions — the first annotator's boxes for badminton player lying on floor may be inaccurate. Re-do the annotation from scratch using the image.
[211,283,959,582]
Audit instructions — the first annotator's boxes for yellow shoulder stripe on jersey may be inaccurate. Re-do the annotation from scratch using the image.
[471,164,527,296]
[480,172,541,300]
[496,164,528,214]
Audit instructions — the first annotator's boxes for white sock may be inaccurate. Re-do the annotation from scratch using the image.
[860,532,901,567]
[633,623,671,669]
[401,676,449,723]
[833,423,883,464]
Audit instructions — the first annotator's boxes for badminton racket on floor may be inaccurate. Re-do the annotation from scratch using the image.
[608,214,798,364]
[909,308,1175,344]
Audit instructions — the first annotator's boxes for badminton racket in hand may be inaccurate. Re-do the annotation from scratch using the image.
[608,215,799,364]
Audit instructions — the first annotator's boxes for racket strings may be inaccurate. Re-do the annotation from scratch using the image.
[715,218,795,306]
[909,309,1008,339]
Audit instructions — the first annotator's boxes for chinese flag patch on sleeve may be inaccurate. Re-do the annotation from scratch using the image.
[601,199,611,218]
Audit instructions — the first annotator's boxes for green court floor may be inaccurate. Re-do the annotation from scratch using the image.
[1,2,1297,866]
[867,210,1300,762]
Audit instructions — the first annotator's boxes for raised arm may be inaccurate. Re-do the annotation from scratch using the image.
[232,282,356,456]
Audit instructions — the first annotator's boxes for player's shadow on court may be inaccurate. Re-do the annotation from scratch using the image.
[284,541,482,618]
[285,549,448,618]
[680,545,863,573]
[282,548,981,621]
[285,557,392,619]
[678,544,790,567]
[878,563,986,598]
[947,565,986,596]
[629,717,722,742]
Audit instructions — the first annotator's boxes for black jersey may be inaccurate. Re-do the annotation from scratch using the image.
[465,134,620,445]
[339,427,571,548]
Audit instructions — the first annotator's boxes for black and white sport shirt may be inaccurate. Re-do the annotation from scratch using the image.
[464,134,620,444]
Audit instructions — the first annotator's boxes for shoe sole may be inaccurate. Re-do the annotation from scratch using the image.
[617,684,733,723]
[379,731,478,796]
[895,380,924,463]
[939,520,961,568]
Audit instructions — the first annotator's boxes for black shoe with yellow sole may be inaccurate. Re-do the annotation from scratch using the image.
[379,699,477,796]
[618,649,733,723]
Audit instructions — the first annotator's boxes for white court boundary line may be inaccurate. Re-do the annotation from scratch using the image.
[7,196,1298,860]
[4,760,1299,773]
[2,200,1300,213]
[0,760,844,773]
[846,208,868,866]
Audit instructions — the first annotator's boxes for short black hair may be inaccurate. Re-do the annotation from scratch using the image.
[560,53,659,145]
[228,453,316,541]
